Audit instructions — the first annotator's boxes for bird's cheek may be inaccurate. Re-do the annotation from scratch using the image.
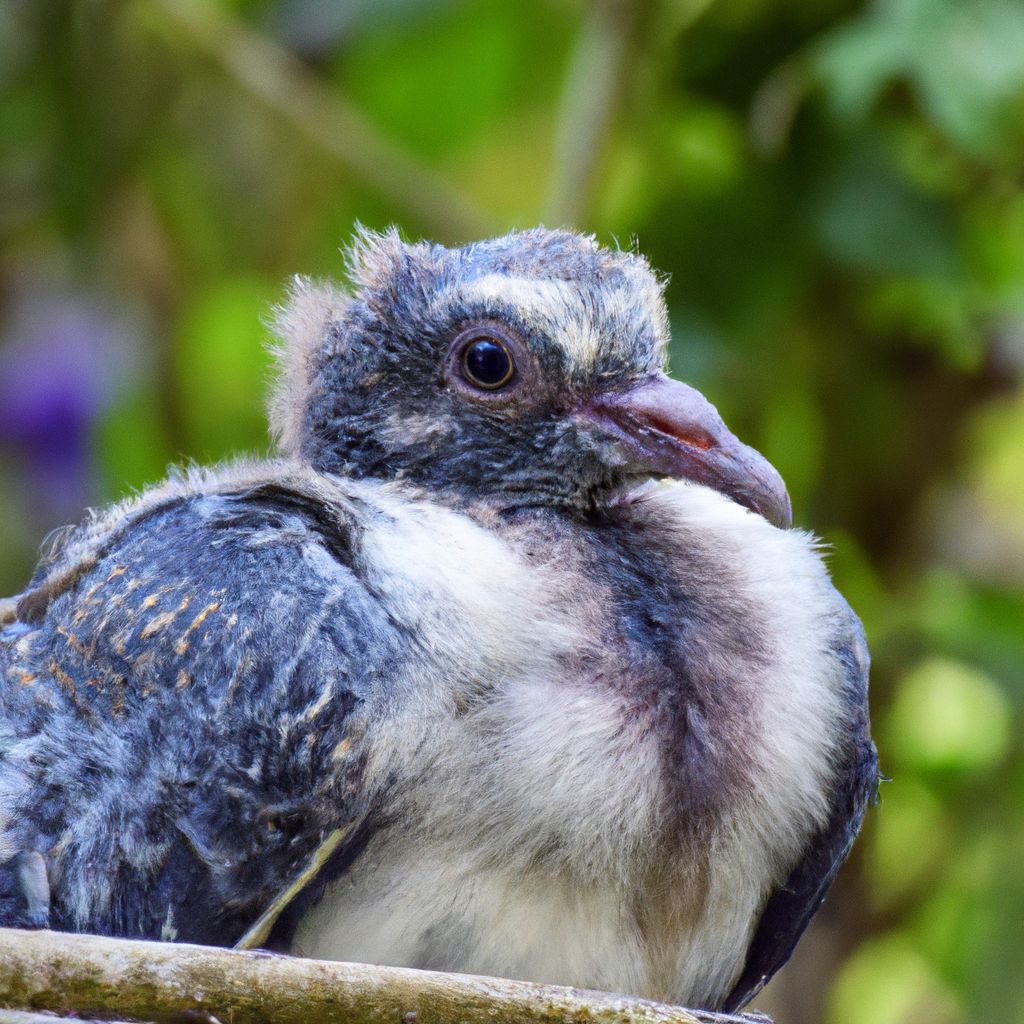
[381,411,456,449]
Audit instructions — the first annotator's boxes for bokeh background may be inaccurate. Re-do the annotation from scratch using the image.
[1,1,1022,1021]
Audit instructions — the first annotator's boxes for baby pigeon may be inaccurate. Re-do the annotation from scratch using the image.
[0,228,877,1012]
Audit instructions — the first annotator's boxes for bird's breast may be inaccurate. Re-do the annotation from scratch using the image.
[293,827,743,1004]
[354,479,846,861]
[308,479,853,1006]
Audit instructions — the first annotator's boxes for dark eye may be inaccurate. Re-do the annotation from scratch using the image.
[462,335,515,390]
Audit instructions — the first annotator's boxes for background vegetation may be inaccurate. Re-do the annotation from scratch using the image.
[1,1,1022,1021]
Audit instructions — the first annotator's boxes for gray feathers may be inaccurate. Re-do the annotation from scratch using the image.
[0,228,877,1011]
[1,476,378,943]
[272,228,670,509]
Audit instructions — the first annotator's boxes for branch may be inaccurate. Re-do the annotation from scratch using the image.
[546,0,643,228]
[0,1014,148,1024]
[234,822,357,951]
[544,0,719,229]
[150,0,494,243]
[0,929,770,1024]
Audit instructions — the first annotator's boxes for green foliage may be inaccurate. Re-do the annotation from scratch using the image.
[884,657,1011,774]
[0,1,1022,1021]
[174,277,278,460]
[816,0,1024,159]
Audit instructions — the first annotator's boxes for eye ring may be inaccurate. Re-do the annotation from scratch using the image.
[461,333,516,390]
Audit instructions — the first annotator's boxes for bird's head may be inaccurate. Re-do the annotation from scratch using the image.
[270,227,790,527]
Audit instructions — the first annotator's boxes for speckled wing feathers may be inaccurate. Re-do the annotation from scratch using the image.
[0,482,388,944]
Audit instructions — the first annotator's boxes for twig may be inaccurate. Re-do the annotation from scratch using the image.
[546,0,643,228]
[0,928,771,1024]
[234,821,357,951]
[150,0,494,243]
[545,0,720,229]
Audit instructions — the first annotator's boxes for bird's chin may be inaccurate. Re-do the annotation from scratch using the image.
[602,474,771,522]
[602,473,673,508]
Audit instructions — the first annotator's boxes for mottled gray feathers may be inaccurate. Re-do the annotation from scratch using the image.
[269,227,669,509]
[0,227,876,1011]
[1,487,377,943]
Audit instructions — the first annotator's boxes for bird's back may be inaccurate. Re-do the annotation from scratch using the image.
[0,465,387,942]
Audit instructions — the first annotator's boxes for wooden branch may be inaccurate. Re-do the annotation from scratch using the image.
[234,821,357,951]
[0,1013,151,1024]
[0,1014,113,1024]
[0,929,770,1024]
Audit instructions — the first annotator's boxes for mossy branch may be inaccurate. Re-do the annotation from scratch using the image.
[0,928,771,1024]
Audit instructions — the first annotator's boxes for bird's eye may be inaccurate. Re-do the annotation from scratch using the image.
[462,335,515,390]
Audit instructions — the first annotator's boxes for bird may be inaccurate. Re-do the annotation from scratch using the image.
[0,227,878,1012]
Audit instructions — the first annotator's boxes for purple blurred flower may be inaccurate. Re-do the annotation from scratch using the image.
[0,293,133,525]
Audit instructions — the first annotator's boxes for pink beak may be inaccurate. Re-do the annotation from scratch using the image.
[586,374,792,529]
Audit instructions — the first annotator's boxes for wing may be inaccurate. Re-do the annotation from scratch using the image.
[722,605,880,1013]
[0,482,396,946]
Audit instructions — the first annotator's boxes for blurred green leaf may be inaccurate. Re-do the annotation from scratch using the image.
[969,391,1024,528]
[861,277,983,369]
[817,0,1024,158]
[173,277,277,460]
[814,136,959,277]
[912,571,1024,691]
[95,383,175,496]
[336,0,567,161]
[828,931,963,1024]
[909,829,1003,989]
[761,378,824,515]
[866,776,949,911]
[883,656,1012,774]
[664,100,746,195]
[964,194,1024,302]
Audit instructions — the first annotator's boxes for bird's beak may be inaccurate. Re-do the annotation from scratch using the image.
[586,374,793,529]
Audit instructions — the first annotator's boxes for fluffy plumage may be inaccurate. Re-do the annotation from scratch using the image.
[0,228,877,1011]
